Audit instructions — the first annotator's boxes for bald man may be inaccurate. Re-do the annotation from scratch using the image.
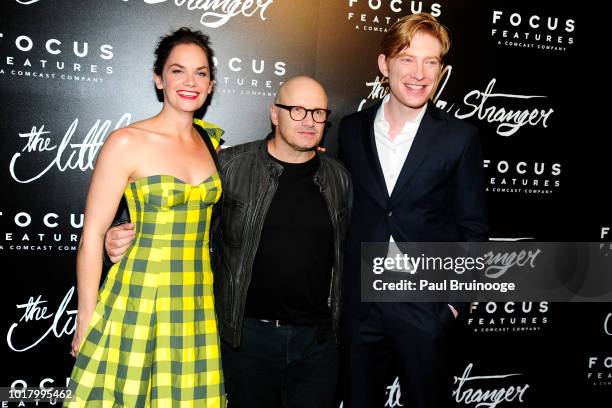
[106,76,350,407]
[215,76,350,407]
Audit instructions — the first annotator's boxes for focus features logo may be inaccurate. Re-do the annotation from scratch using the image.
[587,356,612,387]
[0,32,114,84]
[600,228,612,258]
[346,0,442,33]
[491,10,575,52]
[483,160,561,195]
[467,302,549,334]
[9,377,70,389]
[5,376,71,406]
[214,56,287,97]
[0,210,82,252]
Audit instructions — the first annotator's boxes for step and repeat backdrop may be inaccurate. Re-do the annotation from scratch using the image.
[1,1,609,407]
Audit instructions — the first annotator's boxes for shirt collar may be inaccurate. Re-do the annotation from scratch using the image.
[374,93,427,135]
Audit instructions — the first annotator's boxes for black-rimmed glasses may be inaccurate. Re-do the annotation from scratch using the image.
[275,104,331,123]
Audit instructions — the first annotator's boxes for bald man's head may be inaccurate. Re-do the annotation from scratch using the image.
[275,76,328,106]
[269,76,329,155]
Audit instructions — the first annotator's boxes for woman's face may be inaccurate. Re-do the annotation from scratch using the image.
[155,43,213,112]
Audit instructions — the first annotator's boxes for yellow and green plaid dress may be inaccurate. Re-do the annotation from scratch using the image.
[67,127,225,407]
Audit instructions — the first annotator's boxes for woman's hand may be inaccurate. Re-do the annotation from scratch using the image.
[70,312,93,357]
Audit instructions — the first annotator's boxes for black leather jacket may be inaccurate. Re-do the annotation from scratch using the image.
[213,139,351,347]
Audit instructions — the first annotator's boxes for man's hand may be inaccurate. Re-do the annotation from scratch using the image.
[105,223,135,263]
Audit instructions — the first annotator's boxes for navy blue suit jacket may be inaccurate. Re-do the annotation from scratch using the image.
[338,101,489,321]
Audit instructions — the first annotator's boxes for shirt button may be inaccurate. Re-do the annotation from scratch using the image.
[388,173,395,179]
[392,148,397,153]
[388,211,393,217]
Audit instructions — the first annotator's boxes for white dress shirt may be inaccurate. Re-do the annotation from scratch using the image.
[374,94,427,195]
[375,94,426,263]
[373,97,458,316]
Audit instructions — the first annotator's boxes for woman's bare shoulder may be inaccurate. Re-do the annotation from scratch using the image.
[104,122,155,150]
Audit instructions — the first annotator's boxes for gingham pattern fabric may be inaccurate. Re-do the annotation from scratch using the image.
[66,169,225,407]
[192,120,222,150]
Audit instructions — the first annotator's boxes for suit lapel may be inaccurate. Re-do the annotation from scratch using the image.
[358,105,390,205]
[389,103,442,203]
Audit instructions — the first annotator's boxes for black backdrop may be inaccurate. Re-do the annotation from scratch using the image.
[1,1,609,406]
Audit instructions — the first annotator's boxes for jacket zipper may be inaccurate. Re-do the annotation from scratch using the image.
[314,169,340,331]
[234,168,279,340]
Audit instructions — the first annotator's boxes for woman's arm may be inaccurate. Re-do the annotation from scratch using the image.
[71,128,137,356]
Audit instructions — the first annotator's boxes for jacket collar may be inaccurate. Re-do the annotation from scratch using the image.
[257,136,284,178]
[359,100,442,204]
[388,100,442,204]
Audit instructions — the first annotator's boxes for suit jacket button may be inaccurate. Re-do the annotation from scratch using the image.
[387,211,392,217]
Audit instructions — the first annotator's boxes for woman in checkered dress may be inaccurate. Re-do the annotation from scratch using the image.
[65,28,226,407]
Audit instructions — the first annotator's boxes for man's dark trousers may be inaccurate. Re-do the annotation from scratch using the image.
[338,102,488,408]
[222,318,338,408]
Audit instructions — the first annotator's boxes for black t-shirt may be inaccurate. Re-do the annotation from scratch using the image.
[244,153,334,327]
